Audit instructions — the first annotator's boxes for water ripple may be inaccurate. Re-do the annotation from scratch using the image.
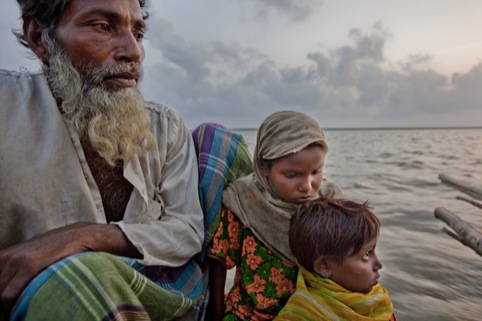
[238,128,482,321]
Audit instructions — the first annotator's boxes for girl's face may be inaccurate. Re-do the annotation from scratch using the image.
[328,237,382,293]
[260,145,325,205]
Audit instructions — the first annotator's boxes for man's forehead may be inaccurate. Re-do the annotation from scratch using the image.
[60,0,144,23]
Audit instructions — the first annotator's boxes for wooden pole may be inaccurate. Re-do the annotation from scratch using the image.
[439,174,482,201]
[456,195,482,210]
[434,207,482,256]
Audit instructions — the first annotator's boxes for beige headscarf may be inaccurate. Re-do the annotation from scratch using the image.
[223,111,343,264]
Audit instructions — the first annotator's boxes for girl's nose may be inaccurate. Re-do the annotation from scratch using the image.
[298,178,311,193]
[374,254,383,270]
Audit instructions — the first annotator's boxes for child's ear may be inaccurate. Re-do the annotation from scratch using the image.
[313,257,332,278]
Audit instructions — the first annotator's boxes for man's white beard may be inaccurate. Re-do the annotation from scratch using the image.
[44,41,155,166]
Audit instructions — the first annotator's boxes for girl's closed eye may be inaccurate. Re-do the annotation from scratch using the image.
[284,172,297,179]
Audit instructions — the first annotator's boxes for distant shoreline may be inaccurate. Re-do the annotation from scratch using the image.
[230,126,482,131]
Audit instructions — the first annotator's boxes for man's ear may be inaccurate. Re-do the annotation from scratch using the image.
[313,256,332,278]
[23,16,49,64]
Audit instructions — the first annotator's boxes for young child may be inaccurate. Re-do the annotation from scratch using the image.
[206,111,343,321]
[274,198,397,321]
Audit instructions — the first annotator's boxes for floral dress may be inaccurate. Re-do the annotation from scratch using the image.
[208,208,298,320]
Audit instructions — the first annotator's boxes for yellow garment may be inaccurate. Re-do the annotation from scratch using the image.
[274,266,394,321]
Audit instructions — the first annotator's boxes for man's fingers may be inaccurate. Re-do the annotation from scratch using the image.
[0,264,32,316]
[0,268,18,317]
[1,270,34,318]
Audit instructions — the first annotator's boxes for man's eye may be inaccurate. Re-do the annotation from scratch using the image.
[134,32,144,41]
[94,23,111,32]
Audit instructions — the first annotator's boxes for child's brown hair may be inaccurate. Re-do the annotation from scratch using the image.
[289,198,380,273]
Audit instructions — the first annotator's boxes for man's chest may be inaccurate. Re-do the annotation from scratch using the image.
[83,145,133,222]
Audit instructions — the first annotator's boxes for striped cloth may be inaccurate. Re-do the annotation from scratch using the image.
[192,123,253,262]
[12,253,195,321]
[11,123,253,321]
[274,266,396,321]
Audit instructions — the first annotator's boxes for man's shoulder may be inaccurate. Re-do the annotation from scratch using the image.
[144,101,193,150]
[145,101,182,123]
[0,70,49,102]
[0,69,26,77]
[0,69,46,91]
[0,69,43,78]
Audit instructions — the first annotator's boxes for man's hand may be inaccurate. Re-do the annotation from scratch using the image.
[0,222,141,317]
[0,222,94,316]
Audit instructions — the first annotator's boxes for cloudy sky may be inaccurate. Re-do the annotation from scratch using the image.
[2,0,482,129]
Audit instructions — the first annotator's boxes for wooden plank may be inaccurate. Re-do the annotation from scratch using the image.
[439,174,482,201]
[434,207,482,256]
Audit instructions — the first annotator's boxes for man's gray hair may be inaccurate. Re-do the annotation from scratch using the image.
[14,0,149,48]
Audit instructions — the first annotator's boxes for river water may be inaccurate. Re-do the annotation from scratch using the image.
[233,127,482,321]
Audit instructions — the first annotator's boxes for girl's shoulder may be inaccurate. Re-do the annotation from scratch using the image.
[319,179,344,198]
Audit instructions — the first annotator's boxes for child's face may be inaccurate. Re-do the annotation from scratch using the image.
[260,145,325,205]
[328,237,382,293]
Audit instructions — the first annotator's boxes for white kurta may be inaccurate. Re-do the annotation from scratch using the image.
[0,70,204,267]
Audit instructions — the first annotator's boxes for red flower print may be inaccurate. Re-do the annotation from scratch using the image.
[243,235,257,254]
[245,274,266,294]
[227,210,235,223]
[230,287,242,304]
[253,309,274,321]
[269,267,283,283]
[234,304,252,319]
[225,256,235,269]
[231,240,240,251]
[255,293,278,310]
[228,221,239,239]
[246,253,264,270]
[218,239,229,253]
[275,277,294,295]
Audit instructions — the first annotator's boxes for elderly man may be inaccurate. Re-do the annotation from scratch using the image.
[0,0,255,320]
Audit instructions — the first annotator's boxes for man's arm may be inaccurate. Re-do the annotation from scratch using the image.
[0,222,141,315]
[114,105,204,266]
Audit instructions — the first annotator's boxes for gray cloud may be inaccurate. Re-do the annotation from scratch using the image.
[451,64,482,109]
[2,0,479,129]
[146,18,210,82]
[146,17,267,85]
[244,0,324,21]
[141,21,482,129]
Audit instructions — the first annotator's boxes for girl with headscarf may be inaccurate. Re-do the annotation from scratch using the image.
[206,111,343,321]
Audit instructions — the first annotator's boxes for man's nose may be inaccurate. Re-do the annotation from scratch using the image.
[114,31,144,63]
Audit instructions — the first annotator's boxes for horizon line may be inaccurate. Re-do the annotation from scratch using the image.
[229,126,482,131]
